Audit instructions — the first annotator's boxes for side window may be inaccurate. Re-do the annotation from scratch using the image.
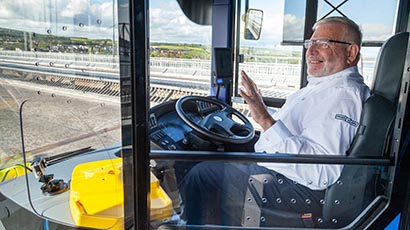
[238,0,303,104]
[238,0,399,108]
[317,0,399,86]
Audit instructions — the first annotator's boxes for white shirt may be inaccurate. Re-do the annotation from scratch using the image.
[255,66,371,190]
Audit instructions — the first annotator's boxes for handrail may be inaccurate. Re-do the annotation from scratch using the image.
[150,150,394,166]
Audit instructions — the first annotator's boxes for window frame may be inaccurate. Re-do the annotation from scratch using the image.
[233,0,404,108]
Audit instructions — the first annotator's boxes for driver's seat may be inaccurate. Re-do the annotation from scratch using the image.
[242,32,409,228]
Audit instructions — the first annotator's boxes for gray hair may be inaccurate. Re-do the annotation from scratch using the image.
[313,16,362,47]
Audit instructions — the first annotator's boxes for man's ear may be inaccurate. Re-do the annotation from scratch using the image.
[347,44,360,65]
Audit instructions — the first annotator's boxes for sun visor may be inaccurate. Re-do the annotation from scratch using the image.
[177,0,212,25]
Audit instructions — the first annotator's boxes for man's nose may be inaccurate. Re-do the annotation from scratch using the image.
[307,44,319,53]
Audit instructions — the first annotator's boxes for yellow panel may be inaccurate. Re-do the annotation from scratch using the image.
[0,163,31,183]
[70,158,173,229]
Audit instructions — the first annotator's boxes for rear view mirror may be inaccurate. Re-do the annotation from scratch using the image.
[244,9,263,40]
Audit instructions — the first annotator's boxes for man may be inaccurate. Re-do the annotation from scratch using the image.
[179,16,371,227]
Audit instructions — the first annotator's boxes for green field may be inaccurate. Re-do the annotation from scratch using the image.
[0,27,303,63]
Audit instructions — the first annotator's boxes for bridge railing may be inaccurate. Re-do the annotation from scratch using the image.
[0,51,375,87]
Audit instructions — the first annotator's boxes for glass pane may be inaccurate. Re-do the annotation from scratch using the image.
[283,0,399,44]
[0,0,122,229]
[149,0,212,107]
[265,0,398,96]
[317,0,398,43]
[150,160,391,229]
[19,94,121,229]
[315,0,399,87]
[0,83,24,182]
[360,47,381,86]
[238,0,302,104]
[282,0,307,43]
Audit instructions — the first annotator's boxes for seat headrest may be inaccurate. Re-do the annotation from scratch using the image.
[371,32,409,103]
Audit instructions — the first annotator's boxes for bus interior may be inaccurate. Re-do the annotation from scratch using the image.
[0,0,410,229]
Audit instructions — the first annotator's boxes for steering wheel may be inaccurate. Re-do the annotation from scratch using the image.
[175,96,255,144]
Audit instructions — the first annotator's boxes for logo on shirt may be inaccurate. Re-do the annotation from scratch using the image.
[335,114,359,127]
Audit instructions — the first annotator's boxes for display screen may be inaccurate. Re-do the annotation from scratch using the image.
[214,47,233,78]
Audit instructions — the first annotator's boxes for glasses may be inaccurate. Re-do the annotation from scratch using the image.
[303,39,352,49]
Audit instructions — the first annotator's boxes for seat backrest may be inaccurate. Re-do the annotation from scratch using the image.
[347,32,409,157]
[322,32,409,228]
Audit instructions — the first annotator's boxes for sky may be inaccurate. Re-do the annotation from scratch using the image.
[0,0,399,49]
[0,0,117,39]
[149,0,212,44]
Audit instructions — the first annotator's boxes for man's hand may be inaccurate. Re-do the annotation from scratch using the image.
[239,70,275,131]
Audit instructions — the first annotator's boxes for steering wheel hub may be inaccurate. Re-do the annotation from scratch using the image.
[213,115,223,122]
[175,96,255,144]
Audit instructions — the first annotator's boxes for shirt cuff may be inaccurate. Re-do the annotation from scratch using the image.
[255,120,293,152]
[267,107,277,116]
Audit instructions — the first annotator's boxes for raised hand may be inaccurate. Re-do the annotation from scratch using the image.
[239,70,275,131]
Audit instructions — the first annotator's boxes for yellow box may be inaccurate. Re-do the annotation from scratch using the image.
[70,158,173,229]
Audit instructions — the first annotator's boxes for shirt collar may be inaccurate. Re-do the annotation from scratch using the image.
[307,66,359,85]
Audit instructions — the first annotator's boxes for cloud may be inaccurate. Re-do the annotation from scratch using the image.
[282,14,304,42]
[0,0,116,39]
[256,11,285,46]
[361,23,394,41]
[149,1,211,44]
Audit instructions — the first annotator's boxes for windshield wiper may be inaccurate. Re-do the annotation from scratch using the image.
[30,146,94,195]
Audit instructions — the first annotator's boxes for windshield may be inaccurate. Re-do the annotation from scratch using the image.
[0,82,24,182]
[149,0,212,107]
[0,0,123,228]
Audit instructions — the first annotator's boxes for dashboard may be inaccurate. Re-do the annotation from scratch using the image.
[158,112,193,143]
[150,111,192,150]
[149,99,220,151]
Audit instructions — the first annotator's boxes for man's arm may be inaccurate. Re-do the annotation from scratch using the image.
[255,91,364,189]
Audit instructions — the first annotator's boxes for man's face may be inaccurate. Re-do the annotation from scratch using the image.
[306,23,353,77]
